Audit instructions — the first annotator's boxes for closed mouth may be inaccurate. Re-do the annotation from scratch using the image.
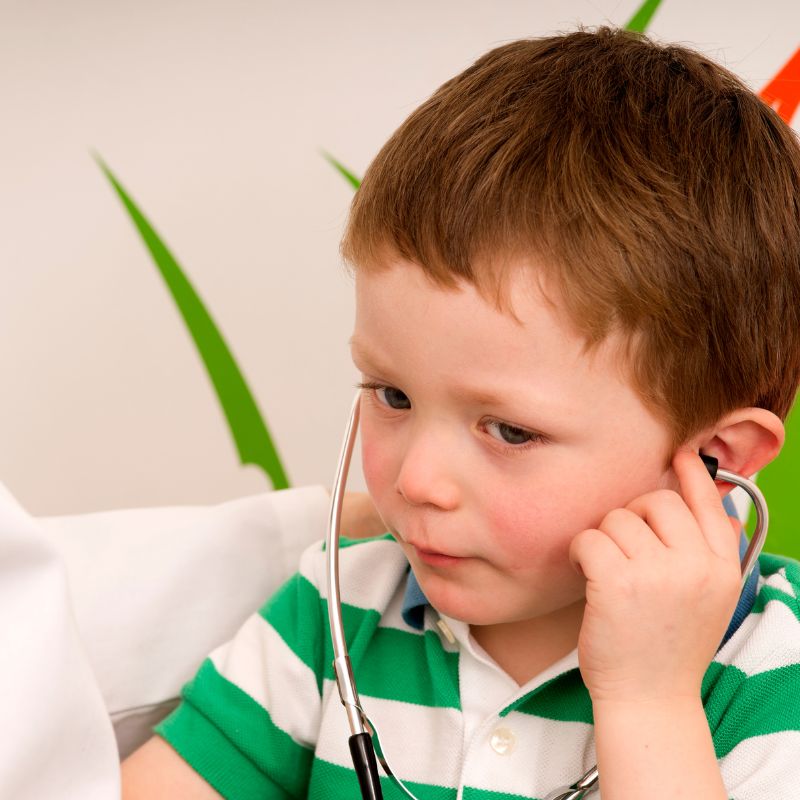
[412,545,468,567]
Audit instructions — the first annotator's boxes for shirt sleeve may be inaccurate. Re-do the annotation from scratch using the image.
[706,556,800,800]
[155,540,328,800]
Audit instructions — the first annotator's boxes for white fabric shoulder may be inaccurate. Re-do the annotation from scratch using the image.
[0,482,120,800]
[38,485,330,758]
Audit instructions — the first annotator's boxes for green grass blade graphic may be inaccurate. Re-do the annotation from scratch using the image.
[751,401,800,560]
[321,151,361,190]
[95,156,290,490]
[625,0,663,33]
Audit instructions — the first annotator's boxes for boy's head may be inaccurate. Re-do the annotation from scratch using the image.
[342,27,800,458]
[342,28,795,630]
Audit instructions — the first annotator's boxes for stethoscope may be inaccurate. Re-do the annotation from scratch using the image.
[327,392,769,800]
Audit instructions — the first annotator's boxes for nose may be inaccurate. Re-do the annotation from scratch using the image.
[394,421,461,510]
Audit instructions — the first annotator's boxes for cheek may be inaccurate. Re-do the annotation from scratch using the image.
[484,483,548,558]
[360,421,394,500]
[483,479,579,565]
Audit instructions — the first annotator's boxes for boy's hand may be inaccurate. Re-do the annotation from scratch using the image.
[335,491,387,539]
[569,448,743,704]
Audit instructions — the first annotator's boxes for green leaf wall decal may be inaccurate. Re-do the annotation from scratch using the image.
[96,156,290,490]
[625,0,664,33]
[321,151,361,190]
[322,0,669,192]
[750,401,800,560]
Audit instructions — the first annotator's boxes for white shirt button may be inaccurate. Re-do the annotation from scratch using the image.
[489,726,516,755]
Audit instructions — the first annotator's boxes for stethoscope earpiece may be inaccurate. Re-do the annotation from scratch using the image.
[699,451,719,480]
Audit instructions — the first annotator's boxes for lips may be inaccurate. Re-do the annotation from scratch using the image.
[410,543,468,568]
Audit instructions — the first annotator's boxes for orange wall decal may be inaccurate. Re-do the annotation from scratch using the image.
[759,46,800,125]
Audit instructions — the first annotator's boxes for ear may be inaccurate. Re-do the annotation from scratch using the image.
[690,407,785,485]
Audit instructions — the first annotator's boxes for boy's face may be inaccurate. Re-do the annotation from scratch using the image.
[351,259,678,628]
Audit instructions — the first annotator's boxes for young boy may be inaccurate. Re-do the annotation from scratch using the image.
[123,27,800,799]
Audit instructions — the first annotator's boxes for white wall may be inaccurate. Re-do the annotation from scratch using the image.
[2,0,798,514]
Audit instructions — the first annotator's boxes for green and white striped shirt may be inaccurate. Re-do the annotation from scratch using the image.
[157,535,800,799]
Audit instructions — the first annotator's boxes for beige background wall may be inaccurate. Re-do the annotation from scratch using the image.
[2,0,798,515]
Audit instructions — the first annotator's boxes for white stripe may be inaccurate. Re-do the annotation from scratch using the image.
[315,677,596,795]
[716,588,800,676]
[315,679,464,786]
[298,537,410,610]
[460,710,594,797]
[209,614,320,747]
[719,730,800,798]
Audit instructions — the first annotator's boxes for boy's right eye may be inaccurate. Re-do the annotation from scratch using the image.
[358,382,411,410]
[378,386,411,410]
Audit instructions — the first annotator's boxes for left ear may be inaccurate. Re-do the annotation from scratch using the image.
[690,407,786,482]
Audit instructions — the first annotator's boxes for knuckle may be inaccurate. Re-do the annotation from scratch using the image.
[625,488,681,511]
[652,488,683,506]
[570,528,596,553]
[601,507,633,528]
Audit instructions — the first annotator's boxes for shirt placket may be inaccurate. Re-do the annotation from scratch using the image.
[429,612,587,800]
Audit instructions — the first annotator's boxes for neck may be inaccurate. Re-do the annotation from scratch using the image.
[470,599,585,686]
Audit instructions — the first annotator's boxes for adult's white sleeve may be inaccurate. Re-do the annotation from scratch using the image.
[38,485,331,758]
[0,481,120,800]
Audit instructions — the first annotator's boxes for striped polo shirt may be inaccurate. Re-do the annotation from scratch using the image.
[156,535,800,799]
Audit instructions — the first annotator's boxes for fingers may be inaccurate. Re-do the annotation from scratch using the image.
[570,527,627,580]
[624,488,701,552]
[671,448,740,562]
[593,508,665,559]
[573,449,742,575]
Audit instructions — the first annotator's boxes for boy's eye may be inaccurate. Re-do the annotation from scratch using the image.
[485,420,539,446]
[377,386,411,410]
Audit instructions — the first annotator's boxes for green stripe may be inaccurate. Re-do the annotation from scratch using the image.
[345,625,460,708]
[262,570,460,708]
[308,757,456,800]
[783,556,800,590]
[260,573,326,693]
[758,552,788,577]
[751,584,800,620]
[502,669,592,724]
[462,789,539,800]
[758,552,800,582]
[156,659,313,798]
[702,661,800,758]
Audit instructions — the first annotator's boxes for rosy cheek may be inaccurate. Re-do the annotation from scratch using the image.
[484,485,544,559]
[483,483,576,566]
[360,425,393,502]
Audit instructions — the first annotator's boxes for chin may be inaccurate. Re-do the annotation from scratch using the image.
[417,574,512,626]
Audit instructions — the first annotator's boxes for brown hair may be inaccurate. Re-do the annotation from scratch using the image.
[341,27,800,455]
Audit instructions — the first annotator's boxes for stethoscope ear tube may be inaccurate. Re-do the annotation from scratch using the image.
[327,394,384,799]
[700,452,769,589]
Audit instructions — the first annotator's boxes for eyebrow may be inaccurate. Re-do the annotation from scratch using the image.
[349,337,561,413]
[349,338,392,377]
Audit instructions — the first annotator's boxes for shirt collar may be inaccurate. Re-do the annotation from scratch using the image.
[401,567,428,630]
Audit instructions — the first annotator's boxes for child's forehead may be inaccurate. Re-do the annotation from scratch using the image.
[355,250,578,329]
[352,258,631,387]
